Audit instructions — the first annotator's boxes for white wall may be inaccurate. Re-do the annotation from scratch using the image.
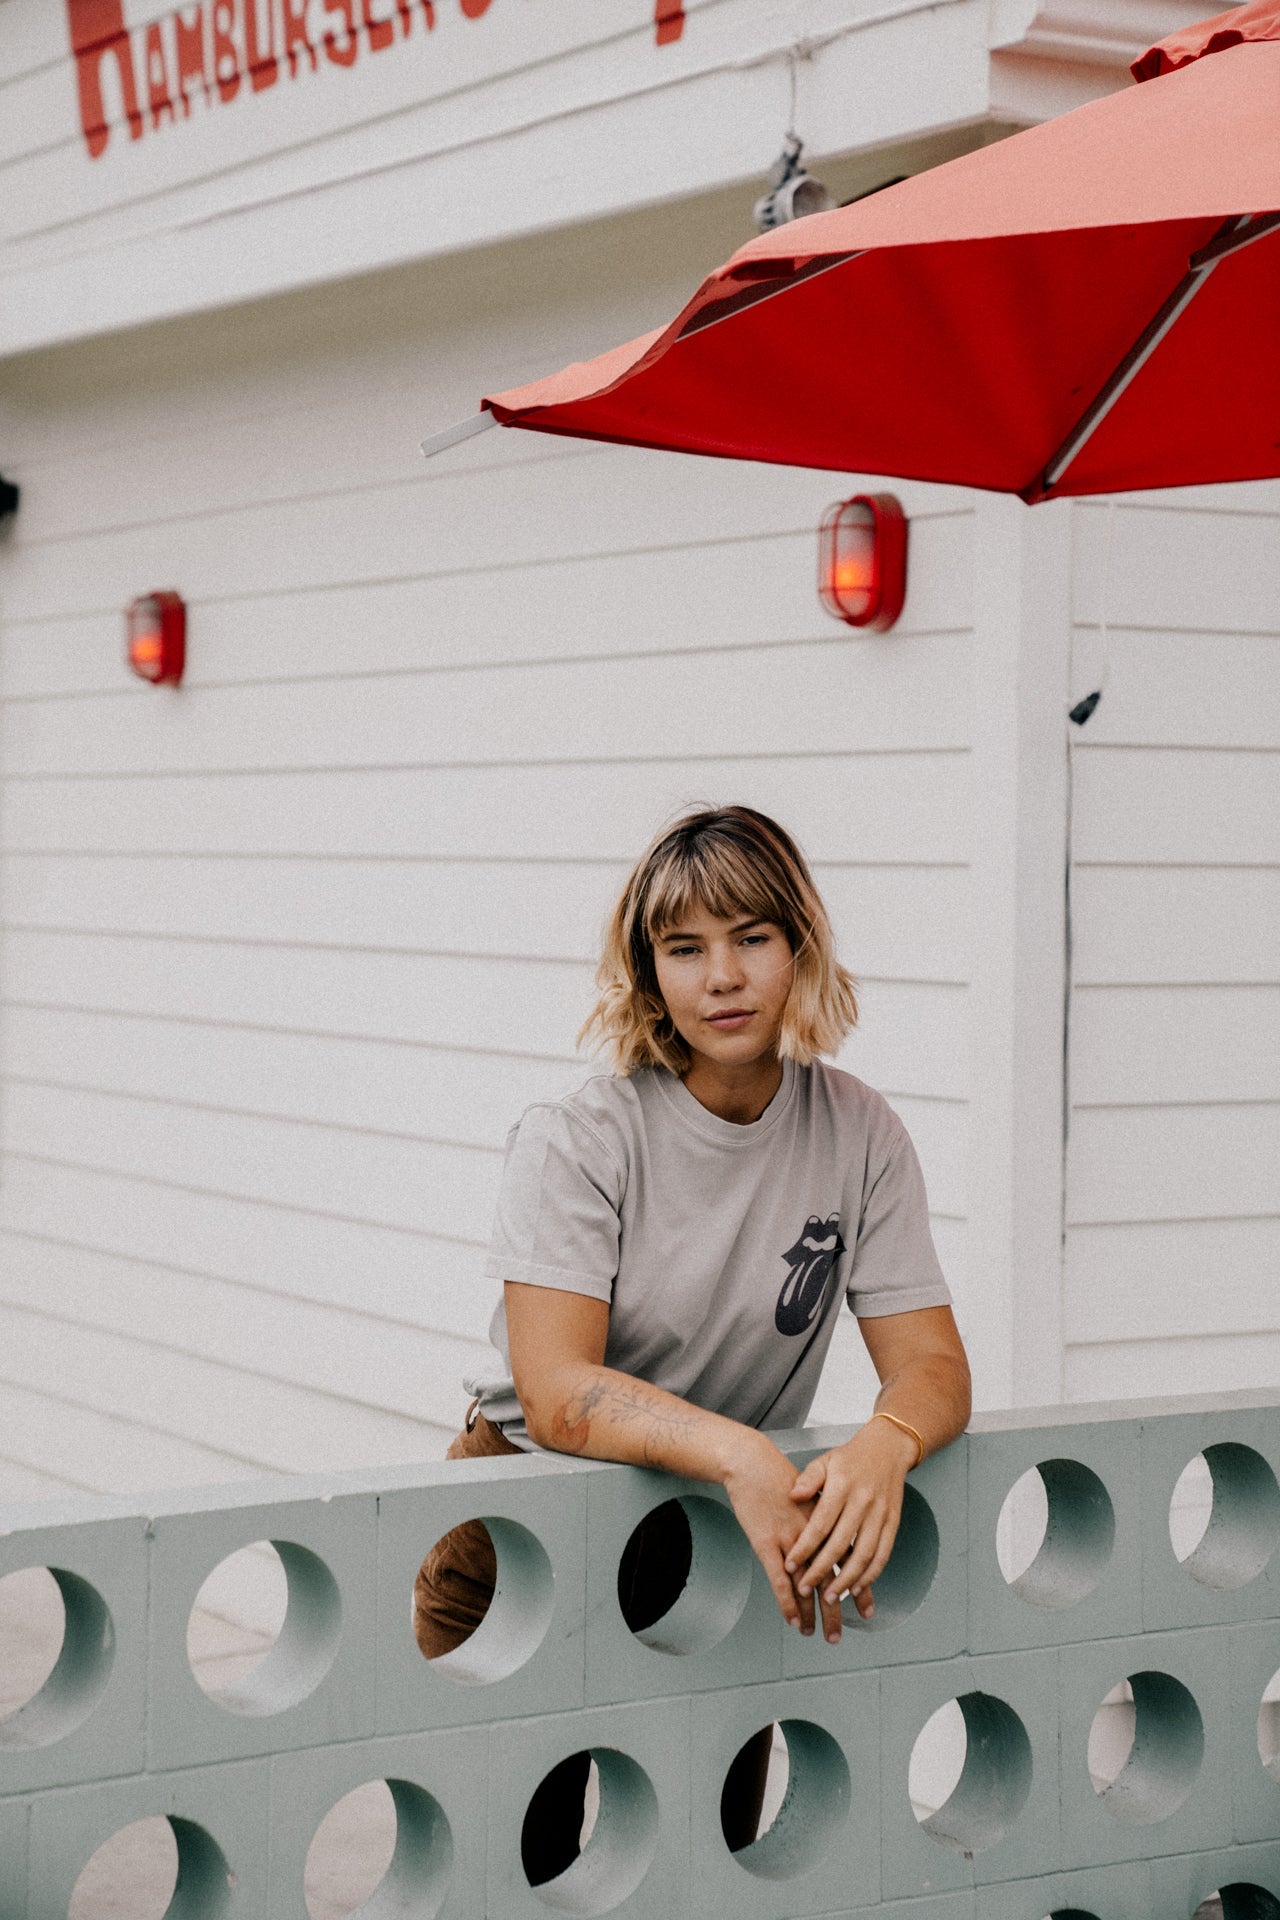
[0,185,980,1497]
[1063,488,1280,1401]
[0,0,1192,358]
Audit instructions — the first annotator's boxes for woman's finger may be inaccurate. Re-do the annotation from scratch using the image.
[757,1543,803,1630]
[817,1580,844,1645]
[786,1487,857,1575]
[849,1524,900,1596]
[840,1506,898,1596]
[789,1454,829,1502]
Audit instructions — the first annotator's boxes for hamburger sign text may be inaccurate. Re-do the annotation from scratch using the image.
[69,0,687,159]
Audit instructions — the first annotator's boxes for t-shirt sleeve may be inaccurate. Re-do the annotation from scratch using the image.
[846,1119,952,1318]
[482,1104,623,1304]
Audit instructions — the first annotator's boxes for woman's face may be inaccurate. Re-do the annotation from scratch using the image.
[652,903,794,1072]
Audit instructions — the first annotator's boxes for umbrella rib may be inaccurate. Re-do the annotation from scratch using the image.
[1034,212,1280,497]
[420,412,501,461]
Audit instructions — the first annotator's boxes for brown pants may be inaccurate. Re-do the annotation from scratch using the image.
[414,1408,772,1882]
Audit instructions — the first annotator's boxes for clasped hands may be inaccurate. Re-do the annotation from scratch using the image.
[722,1417,919,1645]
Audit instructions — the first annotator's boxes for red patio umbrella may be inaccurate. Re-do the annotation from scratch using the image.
[431,1,1280,501]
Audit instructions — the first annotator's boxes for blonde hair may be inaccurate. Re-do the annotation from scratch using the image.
[579,806,858,1076]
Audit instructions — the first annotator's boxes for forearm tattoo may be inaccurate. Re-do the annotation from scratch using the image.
[551,1374,698,1465]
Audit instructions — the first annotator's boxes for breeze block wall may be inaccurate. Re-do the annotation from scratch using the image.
[0,1388,1277,1918]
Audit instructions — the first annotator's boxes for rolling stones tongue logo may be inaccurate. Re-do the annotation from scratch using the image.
[775,1215,846,1336]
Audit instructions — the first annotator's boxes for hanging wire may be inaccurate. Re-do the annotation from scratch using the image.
[1061,494,1119,1312]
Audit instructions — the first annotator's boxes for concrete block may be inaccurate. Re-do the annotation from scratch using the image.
[686,1670,879,1920]
[966,1419,1141,1655]
[1058,1626,1233,1867]
[879,1651,1062,1900]
[26,1759,270,1915]
[487,1696,690,1920]
[0,1798,27,1920]
[0,1511,148,1793]
[977,1858,1151,1918]
[1148,1839,1280,1916]
[375,1452,596,1735]
[146,1487,378,1771]
[1140,1406,1280,1631]
[797,1894,974,1919]
[1230,1622,1280,1845]
[781,1434,967,1680]
[582,1466,781,1706]
[266,1725,488,1918]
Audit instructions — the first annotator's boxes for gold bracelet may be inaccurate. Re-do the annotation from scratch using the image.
[870,1410,925,1468]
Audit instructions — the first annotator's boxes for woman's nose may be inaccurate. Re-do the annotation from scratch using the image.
[705,944,744,989]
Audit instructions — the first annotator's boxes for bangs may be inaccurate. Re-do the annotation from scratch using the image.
[581,804,858,1075]
[640,833,789,942]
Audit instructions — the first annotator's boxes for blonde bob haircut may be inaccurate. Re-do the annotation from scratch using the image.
[580,805,858,1076]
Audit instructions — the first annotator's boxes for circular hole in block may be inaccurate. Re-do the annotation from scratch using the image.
[1088,1669,1203,1823]
[910,1691,1033,1852]
[1041,1911,1099,1919]
[417,1516,553,1684]
[188,1538,340,1716]
[0,1565,113,1749]
[68,1815,231,1920]
[618,1495,752,1655]
[997,1459,1115,1609]
[840,1481,939,1631]
[1171,1444,1280,1590]
[722,1719,850,1880]
[524,1746,658,1914]
[1193,1890,1280,1920]
[1258,1663,1280,1780]
[0,1566,64,1718]
[304,1778,453,1920]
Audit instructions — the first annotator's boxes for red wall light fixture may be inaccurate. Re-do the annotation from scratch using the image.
[126,591,185,685]
[818,493,908,631]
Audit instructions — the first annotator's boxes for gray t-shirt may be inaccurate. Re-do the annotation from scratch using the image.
[467,1058,951,1446]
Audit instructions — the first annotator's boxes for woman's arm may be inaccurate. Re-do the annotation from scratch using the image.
[505,1280,845,1640]
[785,1303,971,1617]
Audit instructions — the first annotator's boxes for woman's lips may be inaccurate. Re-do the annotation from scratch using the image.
[706,1010,755,1029]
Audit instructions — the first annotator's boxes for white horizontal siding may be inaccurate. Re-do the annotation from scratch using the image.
[0,0,999,356]
[0,1236,483,1432]
[0,854,971,979]
[1066,1333,1280,1404]
[3,928,967,1096]
[1066,1104,1280,1226]
[1,635,973,777]
[0,213,975,1497]
[1064,496,1280,1402]
[0,1299,449,1475]
[1071,867,1280,983]
[0,512,972,690]
[1065,1220,1280,1342]
[0,1157,492,1340]
[0,753,973,863]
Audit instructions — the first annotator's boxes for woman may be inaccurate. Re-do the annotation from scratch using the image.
[415,805,971,1881]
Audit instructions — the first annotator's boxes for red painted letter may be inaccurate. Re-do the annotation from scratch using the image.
[362,0,394,49]
[211,0,240,102]
[654,0,684,44]
[282,0,318,73]
[65,0,143,157]
[459,0,490,16]
[244,0,278,90]
[143,22,176,128]
[322,0,357,64]
[174,7,210,114]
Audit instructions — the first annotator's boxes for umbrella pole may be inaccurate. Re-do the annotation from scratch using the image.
[1029,210,1280,499]
[420,412,500,460]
